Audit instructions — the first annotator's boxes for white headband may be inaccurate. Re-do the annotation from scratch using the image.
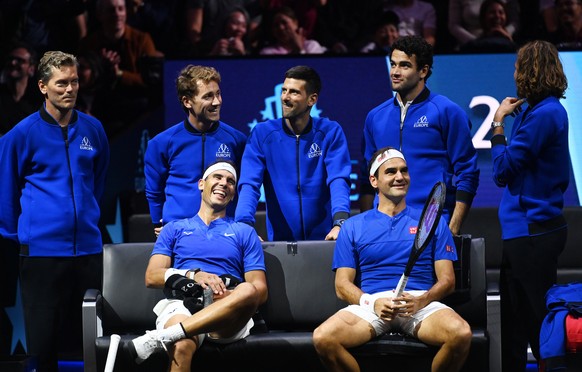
[202,162,237,183]
[369,149,406,176]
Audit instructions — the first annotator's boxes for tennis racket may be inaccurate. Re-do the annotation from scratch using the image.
[394,181,446,297]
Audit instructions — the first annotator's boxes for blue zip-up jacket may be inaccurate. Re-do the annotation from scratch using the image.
[144,120,246,225]
[540,282,582,371]
[235,117,351,241]
[491,96,569,239]
[361,88,479,222]
[0,106,109,256]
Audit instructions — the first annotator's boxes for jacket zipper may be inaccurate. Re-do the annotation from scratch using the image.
[399,101,412,151]
[201,133,206,176]
[62,126,78,255]
[296,135,305,239]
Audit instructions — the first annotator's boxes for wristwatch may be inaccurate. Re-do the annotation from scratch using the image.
[333,219,346,228]
[491,121,505,130]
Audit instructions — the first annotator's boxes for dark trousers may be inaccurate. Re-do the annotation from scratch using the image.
[500,228,567,372]
[20,254,102,372]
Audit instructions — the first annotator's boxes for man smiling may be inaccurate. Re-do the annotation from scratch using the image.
[313,147,471,372]
[130,160,267,371]
[235,65,352,241]
[145,65,246,237]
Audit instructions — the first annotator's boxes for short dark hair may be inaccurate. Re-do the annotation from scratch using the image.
[284,65,321,95]
[390,36,433,81]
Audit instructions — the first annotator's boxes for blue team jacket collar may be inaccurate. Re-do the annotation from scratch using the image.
[183,119,220,135]
[392,87,431,106]
[39,104,79,126]
[281,117,313,136]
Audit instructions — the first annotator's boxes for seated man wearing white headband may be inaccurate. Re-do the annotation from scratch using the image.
[313,147,471,372]
[130,160,268,370]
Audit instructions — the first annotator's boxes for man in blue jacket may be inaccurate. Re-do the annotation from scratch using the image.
[0,51,110,372]
[360,36,479,235]
[145,65,246,236]
[490,40,569,372]
[235,65,352,241]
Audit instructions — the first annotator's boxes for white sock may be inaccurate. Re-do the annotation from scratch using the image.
[159,323,187,342]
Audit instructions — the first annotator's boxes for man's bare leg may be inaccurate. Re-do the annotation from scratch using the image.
[313,311,376,372]
[180,282,261,338]
[415,308,472,372]
[131,282,261,363]
[164,314,199,372]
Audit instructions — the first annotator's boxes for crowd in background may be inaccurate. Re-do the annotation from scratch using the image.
[1,0,581,139]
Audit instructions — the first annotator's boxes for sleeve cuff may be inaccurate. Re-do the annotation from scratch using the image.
[333,211,350,221]
[456,190,475,206]
[490,134,507,146]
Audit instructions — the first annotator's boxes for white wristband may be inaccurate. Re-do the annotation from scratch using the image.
[359,293,375,314]
[164,268,188,282]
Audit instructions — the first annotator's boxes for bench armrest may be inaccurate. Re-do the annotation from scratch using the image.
[82,288,103,372]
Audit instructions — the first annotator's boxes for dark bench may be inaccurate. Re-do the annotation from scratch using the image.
[82,237,488,372]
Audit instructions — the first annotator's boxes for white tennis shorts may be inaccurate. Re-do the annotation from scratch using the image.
[153,299,254,345]
[342,290,451,336]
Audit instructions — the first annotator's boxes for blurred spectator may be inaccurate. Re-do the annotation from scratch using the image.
[383,0,437,46]
[125,0,182,58]
[360,11,400,54]
[0,43,43,135]
[257,0,326,40]
[17,0,87,55]
[512,0,551,44]
[79,0,163,137]
[549,0,582,50]
[181,0,250,56]
[540,0,558,34]
[80,0,162,89]
[209,7,252,56]
[448,0,519,50]
[75,51,109,118]
[259,6,327,55]
[315,0,384,54]
[460,0,517,53]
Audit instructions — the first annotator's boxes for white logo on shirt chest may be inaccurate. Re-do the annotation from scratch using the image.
[413,116,429,128]
[308,143,322,158]
[80,136,94,150]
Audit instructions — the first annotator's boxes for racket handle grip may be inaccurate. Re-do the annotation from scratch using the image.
[394,274,408,298]
[203,287,214,307]
[104,334,121,372]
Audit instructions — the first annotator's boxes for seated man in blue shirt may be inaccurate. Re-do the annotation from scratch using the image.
[313,147,471,372]
[130,161,267,371]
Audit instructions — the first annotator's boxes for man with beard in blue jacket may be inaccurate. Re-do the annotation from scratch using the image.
[0,51,109,372]
[235,65,351,241]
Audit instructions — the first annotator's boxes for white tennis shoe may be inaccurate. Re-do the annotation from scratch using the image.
[129,330,171,364]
